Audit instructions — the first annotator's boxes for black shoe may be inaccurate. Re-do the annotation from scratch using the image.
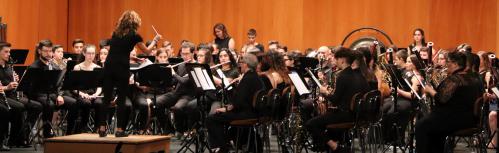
[0,145,10,151]
[9,141,32,148]
[115,131,129,137]
[98,130,107,137]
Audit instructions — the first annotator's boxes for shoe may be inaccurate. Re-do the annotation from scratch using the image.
[98,129,107,137]
[115,131,129,137]
[9,141,32,148]
[0,145,10,151]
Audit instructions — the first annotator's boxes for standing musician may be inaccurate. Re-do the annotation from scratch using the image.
[0,42,30,150]
[306,47,369,152]
[417,51,483,153]
[241,29,264,54]
[408,28,427,52]
[206,53,264,153]
[213,23,235,51]
[28,40,79,138]
[99,10,161,137]
[71,44,103,134]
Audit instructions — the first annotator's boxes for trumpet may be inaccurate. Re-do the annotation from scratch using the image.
[210,61,231,69]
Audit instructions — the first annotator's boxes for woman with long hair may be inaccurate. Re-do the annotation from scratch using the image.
[98,10,161,137]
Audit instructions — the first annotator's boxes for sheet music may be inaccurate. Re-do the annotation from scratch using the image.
[202,69,216,90]
[307,69,322,88]
[190,71,201,87]
[194,67,209,89]
[492,87,499,98]
[216,69,232,90]
[289,72,310,95]
[130,59,153,70]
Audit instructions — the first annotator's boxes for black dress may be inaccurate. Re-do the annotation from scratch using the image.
[99,32,143,129]
[214,36,232,50]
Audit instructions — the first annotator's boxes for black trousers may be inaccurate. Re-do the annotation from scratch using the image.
[415,111,475,153]
[32,94,77,135]
[102,65,130,129]
[72,96,103,134]
[304,110,353,151]
[206,111,258,149]
[157,92,194,133]
[381,98,413,143]
[0,98,25,144]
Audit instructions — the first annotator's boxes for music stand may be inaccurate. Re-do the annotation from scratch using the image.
[138,55,156,63]
[168,57,183,65]
[133,64,172,134]
[17,68,64,145]
[177,63,215,153]
[63,53,79,61]
[296,57,319,78]
[61,69,103,91]
[10,49,29,65]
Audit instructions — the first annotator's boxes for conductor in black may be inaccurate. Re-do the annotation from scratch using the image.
[98,10,161,137]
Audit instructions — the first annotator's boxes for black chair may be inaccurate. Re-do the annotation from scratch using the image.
[325,92,364,152]
[443,96,487,153]
[229,89,268,153]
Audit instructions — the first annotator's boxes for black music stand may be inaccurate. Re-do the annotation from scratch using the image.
[133,64,172,134]
[296,57,319,78]
[17,68,64,146]
[177,63,215,153]
[63,53,79,61]
[61,69,103,91]
[168,57,183,65]
[138,55,156,63]
[10,49,29,65]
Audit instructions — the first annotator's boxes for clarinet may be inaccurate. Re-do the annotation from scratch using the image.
[0,81,10,110]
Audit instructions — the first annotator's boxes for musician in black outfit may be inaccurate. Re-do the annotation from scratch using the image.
[213,23,235,51]
[98,10,160,137]
[305,47,369,152]
[0,42,32,150]
[28,40,79,138]
[206,53,264,153]
[417,51,483,153]
[157,42,197,133]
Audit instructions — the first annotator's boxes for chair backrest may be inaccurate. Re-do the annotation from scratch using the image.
[361,90,382,123]
[473,96,485,128]
[349,92,364,112]
[266,88,282,119]
[253,89,268,116]
[277,86,293,121]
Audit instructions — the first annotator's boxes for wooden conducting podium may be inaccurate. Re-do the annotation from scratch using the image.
[44,134,171,153]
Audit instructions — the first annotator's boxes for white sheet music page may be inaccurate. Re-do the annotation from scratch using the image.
[190,71,201,88]
[202,69,216,90]
[491,87,499,98]
[194,67,210,89]
[216,69,232,90]
[289,71,310,95]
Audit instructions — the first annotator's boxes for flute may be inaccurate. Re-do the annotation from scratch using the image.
[167,59,192,69]
[210,61,231,69]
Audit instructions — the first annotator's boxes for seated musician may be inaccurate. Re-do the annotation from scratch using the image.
[206,53,264,153]
[259,51,290,90]
[305,47,369,152]
[0,42,32,150]
[28,40,78,138]
[157,42,197,133]
[71,44,103,134]
[382,51,424,143]
[418,51,483,153]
